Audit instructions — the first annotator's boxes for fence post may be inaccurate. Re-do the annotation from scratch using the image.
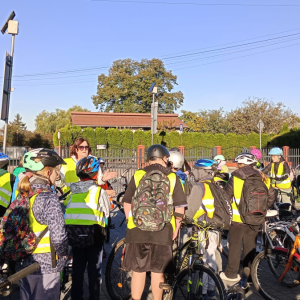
[215,146,222,155]
[137,145,145,169]
[250,146,256,150]
[179,146,185,156]
[283,146,289,163]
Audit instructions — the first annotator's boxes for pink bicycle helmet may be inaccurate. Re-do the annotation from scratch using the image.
[251,149,262,160]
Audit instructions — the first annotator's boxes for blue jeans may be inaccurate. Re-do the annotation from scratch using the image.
[71,244,103,300]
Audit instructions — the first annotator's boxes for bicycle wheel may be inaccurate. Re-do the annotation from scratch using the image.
[117,191,125,215]
[172,264,225,300]
[105,238,131,300]
[251,249,300,300]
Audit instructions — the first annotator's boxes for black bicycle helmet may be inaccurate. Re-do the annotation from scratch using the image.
[23,148,66,171]
[76,156,100,179]
[147,144,170,161]
[170,147,180,152]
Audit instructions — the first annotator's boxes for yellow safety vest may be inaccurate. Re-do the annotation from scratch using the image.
[193,181,215,220]
[127,170,177,232]
[232,176,271,223]
[270,162,291,189]
[61,158,79,205]
[0,173,12,208]
[29,194,51,254]
[65,186,106,227]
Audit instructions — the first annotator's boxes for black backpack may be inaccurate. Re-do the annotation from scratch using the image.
[238,177,269,226]
[198,181,232,230]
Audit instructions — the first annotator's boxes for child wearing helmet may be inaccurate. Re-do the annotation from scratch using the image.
[262,147,291,205]
[220,153,275,282]
[16,149,68,300]
[213,154,229,174]
[0,153,15,217]
[64,155,115,300]
[169,150,187,184]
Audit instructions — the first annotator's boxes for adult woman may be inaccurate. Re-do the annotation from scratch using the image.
[16,149,68,300]
[60,138,116,203]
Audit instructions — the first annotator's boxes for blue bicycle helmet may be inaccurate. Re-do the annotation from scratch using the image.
[0,153,9,168]
[76,155,100,179]
[268,147,283,156]
[194,159,218,169]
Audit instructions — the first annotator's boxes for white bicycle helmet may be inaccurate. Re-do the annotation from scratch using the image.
[169,151,184,169]
[234,153,257,165]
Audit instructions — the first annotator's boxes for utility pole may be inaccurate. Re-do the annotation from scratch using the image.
[257,119,264,151]
[149,82,158,145]
[1,11,18,154]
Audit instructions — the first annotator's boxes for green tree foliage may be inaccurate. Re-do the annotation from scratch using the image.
[92,58,184,113]
[107,128,121,148]
[7,114,27,146]
[82,127,96,148]
[178,111,205,132]
[35,105,90,134]
[133,130,145,148]
[95,128,107,145]
[168,131,181,148]
[121,129,133,149]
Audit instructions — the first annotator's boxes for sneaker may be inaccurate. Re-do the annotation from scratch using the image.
[220,272,241,282]
[207,290,217,300]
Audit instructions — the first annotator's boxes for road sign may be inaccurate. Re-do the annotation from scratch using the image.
[151,102,158,135]
[1,52,13,121]
[57,130,61,140]
[257,119,264,130]
[179,124,183,134]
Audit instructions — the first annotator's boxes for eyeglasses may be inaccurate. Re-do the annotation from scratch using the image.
[78,146,89,151]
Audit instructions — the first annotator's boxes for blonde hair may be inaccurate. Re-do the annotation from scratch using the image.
[18,158,52,194]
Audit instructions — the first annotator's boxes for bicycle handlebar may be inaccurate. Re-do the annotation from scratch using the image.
[0,263,40,291]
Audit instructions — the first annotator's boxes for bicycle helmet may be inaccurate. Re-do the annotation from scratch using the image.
[0,153,9,168]
[194,159,218,170]
[251,149,262,160]
[76,156,100,179]
[169,147,180,152]
[147,144,170,161]
[98,158,105,164]
[234,153,257,165]
[23,148,66,171]
[213,155,225,162]
[268,147,283,156]
[169,151,184,169]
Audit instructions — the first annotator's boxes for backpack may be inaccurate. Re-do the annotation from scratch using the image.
[132,170,173,231]
[238,177,269,226]
[203,181,232,230]
[184,177,193,197]
[0,190,48,262]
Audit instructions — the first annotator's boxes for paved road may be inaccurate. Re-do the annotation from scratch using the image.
[2,208,300,300]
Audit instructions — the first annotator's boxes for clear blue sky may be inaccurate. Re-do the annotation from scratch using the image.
[1,0,300,131]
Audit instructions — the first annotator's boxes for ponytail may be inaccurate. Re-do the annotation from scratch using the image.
[258,169,269,184]
[18,175,31,194]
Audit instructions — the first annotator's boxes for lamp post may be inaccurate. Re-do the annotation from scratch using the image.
[1,11,18,153]
[148,82,158,145]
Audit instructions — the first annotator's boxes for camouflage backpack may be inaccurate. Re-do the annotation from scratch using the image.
[132,170,174,231]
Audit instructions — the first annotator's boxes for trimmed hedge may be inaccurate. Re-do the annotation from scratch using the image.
[53,126,275,155]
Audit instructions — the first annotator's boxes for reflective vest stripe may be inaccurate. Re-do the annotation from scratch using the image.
[232,177,245,223]
[29,194,51,254]
[127,170,177,231]
[270,162,291,189]
[193,181,215,220]
[65,186,106,227]
[0,173,12,208]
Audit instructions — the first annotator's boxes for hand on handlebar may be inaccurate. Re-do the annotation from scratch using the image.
[102,169,118,181]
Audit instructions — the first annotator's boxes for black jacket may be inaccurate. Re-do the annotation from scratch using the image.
[262,157,290,182]
[224,165,276,209]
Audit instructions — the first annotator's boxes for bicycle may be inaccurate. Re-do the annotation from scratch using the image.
[251,220,300,300]
[105,212,226,300]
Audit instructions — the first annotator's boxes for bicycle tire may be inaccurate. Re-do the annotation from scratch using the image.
[117,192,125,215]
[172,264,226,300]
[251,249,300,300]
[105,238,131,300]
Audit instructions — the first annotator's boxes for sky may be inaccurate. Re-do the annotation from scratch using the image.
[0,0,300,131]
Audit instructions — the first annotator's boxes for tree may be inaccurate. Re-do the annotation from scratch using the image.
[179,110,205,132]
[35,105,90,134]
[227,98,300,135]
[92,58,184,113]
[7,114,27,146]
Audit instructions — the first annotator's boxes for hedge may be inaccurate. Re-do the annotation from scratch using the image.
[53,126,278,155]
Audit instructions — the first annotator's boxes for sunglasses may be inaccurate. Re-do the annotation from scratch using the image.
[78,146,89,151]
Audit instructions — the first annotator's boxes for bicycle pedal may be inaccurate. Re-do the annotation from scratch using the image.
[159,283,172,291]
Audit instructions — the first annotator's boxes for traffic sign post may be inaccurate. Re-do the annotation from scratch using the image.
[149,82,158,145]
[57,130,61,156]
[257,119,264,150]
[180,123,183,145]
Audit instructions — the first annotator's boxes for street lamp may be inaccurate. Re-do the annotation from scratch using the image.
[1,11,18,153]
[148,82,158,145]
